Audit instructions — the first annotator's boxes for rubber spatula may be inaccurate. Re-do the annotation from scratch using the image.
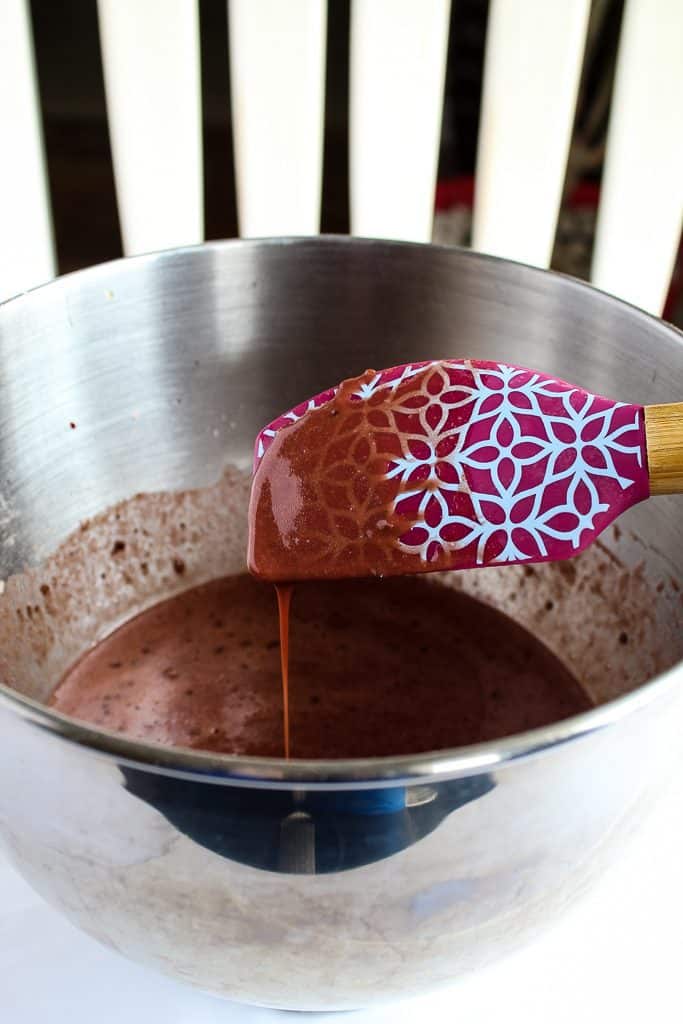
[248,360,682,582]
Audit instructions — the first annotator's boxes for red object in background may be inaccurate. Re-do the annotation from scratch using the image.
[435,176,682,322]
[435,177,475,210]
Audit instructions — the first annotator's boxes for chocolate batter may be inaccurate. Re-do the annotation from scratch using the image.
[248,369,419,582]
[50,574,591,758]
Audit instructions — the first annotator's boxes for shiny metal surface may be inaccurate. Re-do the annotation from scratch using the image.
[0,238,682,1010]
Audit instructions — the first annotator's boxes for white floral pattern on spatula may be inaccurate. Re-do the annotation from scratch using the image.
[254,360,648,568]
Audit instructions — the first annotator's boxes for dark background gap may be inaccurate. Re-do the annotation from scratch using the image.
[321,0,351,234]
[438,0,489,181]
[200,0,237,240]
[30,0,122,273]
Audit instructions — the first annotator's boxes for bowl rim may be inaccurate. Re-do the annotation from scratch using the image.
[1,235,682,788]
[1,665,680,788]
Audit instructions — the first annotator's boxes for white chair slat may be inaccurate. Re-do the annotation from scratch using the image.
[97,0,203,256]
[349,0,451,243]
[591,0,683,316]
[472,0,591,268]
[0,0,55,301]
[229,0,327,237]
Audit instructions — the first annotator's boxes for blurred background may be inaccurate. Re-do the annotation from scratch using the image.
[28,0,682,322]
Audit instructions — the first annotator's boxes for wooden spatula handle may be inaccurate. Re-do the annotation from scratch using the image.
[644,403,683,495]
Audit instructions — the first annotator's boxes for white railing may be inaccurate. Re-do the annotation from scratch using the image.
[2,0,681,318]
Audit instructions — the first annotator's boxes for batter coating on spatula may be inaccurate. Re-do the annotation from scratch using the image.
[248,359,680,582]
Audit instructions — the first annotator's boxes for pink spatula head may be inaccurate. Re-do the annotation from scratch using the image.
[248,360,679,583]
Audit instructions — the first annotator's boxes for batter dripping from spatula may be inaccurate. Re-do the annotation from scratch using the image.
[248,359,683,756]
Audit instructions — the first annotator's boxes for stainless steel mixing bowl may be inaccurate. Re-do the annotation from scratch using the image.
[0,238,681,1010]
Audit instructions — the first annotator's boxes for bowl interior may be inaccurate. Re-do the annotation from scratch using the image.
[0,239,681,738]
